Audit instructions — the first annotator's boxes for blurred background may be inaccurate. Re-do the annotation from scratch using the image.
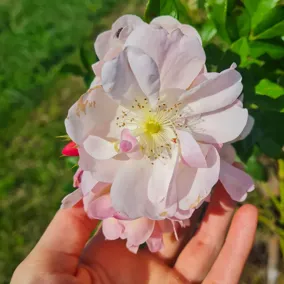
[0,0,283,283]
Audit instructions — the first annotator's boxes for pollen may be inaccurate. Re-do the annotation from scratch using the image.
[144,119,161,134]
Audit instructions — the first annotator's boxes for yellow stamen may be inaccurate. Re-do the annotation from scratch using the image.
[144,119,161,134]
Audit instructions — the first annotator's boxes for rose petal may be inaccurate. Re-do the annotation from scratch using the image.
[219,160,254,202]
[125,25,205,90]
[177,129,207,168]
[84,136,118,160]
[181,68,243,115]
[192,103,248,144]
[65,87,119,145]
[102,218,124,240]
[61,189,82,209]
[94,31,111,60]
[178,145,220,210]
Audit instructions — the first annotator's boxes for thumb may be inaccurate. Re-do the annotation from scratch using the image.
[19,202,98,275]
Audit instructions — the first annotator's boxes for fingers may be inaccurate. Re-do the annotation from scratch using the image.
[203,204,258,284]
[22,202,98,274]
[174,183,236,282]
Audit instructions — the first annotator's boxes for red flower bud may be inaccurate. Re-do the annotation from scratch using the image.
[62,141,79,156]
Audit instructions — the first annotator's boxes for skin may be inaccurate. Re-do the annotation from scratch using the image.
[11,183,258,284]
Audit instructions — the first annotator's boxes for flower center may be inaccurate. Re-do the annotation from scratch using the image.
[116,98,186,160]
[144,119,161,134]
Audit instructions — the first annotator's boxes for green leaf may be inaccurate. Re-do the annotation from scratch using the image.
[256,79,284,99]
[145,0,190,23]
[199,20,217,45]
[259,137,283,158]
[145,0,160,22]
[60,64,85,76]
[249,41,284,60]
[253,6,284,36]
[230,37,249,66]
[245,147,267,181]
[237,8,250,37]
[205,0,231,43]
[255,20,284,39]
[243,0,279,31]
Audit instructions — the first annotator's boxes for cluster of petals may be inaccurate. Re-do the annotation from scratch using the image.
[61,15,254,252]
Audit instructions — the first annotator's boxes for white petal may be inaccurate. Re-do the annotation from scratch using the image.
[61,189,82,209]
[192,104,248,144]
[220,160,254,202]
[181,68,243,115]
[125,25,205,90]
[111,15,144,42]
[127,46,160,105]
[177,130,207,168]
[110,159,159,219]
[80,171,98,196]
[94,31,111,60]
[148,146,179,203]
[92,156,127,183]
[235,115,255,142]
[84,136,117,160]
[101,49,145,108]
[150,16,180,32]
[178,145,220,210]
[65,87,119,145]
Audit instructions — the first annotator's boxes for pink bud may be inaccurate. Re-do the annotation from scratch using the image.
[62,141,79,156]
[120,140,132,152]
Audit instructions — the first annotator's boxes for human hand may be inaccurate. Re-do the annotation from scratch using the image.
[11,183,257,284]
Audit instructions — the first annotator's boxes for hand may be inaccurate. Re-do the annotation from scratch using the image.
[11,183,258,284]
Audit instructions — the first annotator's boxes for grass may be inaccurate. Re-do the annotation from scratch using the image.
[0,0,144,282]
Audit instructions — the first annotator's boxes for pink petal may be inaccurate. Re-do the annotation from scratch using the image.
[73,168,83,188]
[84,136,118,160]
[61,189,82,209]
[181,68,243,115]
[111,15,144,42]
[219,144,236,164]
[65,87,119,145]
[150,16,180,32]
[192,104,248,144]
[110,159,159,219]
[80,171,98,196]
[102,218,124,240]
[146,222,164,252]
[102,47,160,109]
[235,115,255,142]
[121,218,155,246]
[177,145,220,210]
[177,129,207,168]
[148,146,179,203]
[219,160,254,202]
[125,25,205,90]
[87,194,116,219]
[94,31,111,60]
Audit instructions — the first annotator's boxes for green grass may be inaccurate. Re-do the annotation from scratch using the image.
[0,0,144,282]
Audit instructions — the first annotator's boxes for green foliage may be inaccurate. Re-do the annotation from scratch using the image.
[145,0,284,258]
[145,0,190,22]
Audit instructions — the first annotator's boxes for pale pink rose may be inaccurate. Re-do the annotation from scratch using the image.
[61,171,190,254]
[102,217,189,254]
[64,15,251,220]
